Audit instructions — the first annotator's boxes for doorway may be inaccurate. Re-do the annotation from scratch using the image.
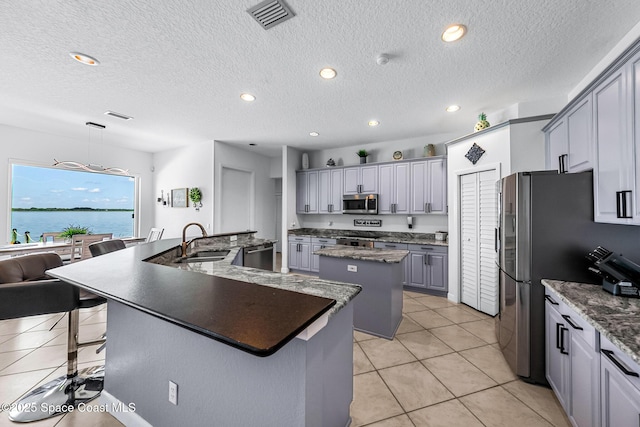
[220,167,253,233]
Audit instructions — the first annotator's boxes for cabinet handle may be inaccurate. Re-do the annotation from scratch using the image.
[427,202,432,213]
[602,349,639,377]
[329,204,333,213]
[559,326,569,355]
[561,314,583,330]
[558,154,568,173]
[385,244,397,248]
[545,295,559,305]
[616,191,632,219]
[420,247,434,250]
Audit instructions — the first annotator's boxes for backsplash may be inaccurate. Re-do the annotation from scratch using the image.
[296,214,448,234]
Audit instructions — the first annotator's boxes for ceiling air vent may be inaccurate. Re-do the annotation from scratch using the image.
[104,111,133,121]
[247,0,295,30]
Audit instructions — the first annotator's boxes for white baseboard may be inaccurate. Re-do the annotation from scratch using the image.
[99,391,153,427]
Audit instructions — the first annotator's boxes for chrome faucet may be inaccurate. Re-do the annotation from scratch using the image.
[181,222,208,257]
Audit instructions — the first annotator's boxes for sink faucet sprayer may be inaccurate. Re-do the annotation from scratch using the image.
[181,223,208,257]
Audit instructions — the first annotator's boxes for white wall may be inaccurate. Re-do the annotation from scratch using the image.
[153,141,214,239]
[446,118,548,303]
[0,123,154,244]
[282,145,300,273]
[306,133,456,169]
[214,141,276,240]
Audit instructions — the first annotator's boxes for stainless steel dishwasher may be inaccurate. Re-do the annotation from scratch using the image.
[243,243,274,271]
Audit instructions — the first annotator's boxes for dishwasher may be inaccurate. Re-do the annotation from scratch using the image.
[243,243,274,271]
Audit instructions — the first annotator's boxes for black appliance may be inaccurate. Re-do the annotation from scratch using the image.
[587,246,640,297]
[496,170,640,385]
[336,238,374,248]
[243,243,274,271]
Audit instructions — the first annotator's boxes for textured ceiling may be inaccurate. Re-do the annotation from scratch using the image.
[1,1,640,156]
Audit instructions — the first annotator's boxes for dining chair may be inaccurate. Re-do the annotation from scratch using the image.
[69,233,113,263]
[146,227,164,242]
[41,231,65,243]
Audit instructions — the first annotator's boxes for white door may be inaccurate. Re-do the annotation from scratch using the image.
[459,169,499,315]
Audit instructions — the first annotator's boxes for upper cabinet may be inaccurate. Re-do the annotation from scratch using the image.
[410,158,447,214]
[544,41,640,225]
[545,95,593,174]
[296,170,318,214]
[344,165,378,195]
[318,168,344,214]
[378,162,410,214]
[296,156,447,216]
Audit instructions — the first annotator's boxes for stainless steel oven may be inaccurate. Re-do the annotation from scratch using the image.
[342,194,378,215]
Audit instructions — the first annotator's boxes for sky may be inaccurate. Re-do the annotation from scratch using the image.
[12,164,135,209]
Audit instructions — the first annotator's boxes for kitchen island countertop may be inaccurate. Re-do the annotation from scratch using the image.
[542,279,640,365]
[315,245,409,263]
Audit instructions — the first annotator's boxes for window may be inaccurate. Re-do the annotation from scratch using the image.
[10,163,137,242]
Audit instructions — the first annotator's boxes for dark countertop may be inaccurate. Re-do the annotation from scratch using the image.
[315,246,409,263]
[288,228,448,247]
[542,279,640,365]
[47,235,361,357]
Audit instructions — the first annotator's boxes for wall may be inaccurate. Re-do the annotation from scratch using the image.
[152,141,214,239]
[214,141,276,240]
[445,118,548,303]
[0,123,154,244]
[282,146,300,273]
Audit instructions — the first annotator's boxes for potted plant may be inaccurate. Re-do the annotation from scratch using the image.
[189,187,203,211]
[356,149,369,164]
[59,225,90,242]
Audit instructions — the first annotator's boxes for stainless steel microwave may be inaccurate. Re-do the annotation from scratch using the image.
[342,194,378,215]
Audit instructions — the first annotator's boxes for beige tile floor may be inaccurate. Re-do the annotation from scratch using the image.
[0,289,571,426]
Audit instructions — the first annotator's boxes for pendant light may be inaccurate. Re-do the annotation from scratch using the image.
[54,122,130,175]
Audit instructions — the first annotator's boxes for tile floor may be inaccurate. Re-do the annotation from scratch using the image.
[0,290,570,427]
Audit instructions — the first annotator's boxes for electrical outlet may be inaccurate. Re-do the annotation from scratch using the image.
[230,235,237,242]
[347,265,357,272]
[169,381,178,405]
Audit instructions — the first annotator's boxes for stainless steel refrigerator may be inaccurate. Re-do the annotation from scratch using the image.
[496,170,640,385]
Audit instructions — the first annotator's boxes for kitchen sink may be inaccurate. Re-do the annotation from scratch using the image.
[175,250,230,263]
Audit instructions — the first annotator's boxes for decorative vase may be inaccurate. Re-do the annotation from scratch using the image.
[302,153,309,169]
[424,144,436,157]
[359,156,367,164]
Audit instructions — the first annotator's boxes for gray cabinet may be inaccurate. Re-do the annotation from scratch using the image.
[600,334,640,427]
[546,96,593,173]
[410,158,447,214]
[318,168,343,214]
[296,171,319,214]
[593,66,633,224]
[311,237,336,273]
[545,288,600,427]
[406,244,448,295]
[378,163,410,214]
[288,236,311,271]
[344,165,378,195]
[374,242,408,285]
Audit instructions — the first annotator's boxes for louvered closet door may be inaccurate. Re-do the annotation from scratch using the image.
[460,169,498,316]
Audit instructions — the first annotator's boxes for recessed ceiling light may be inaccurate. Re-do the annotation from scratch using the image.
[441,24,467,42]
[319,68,337,79]
[368,120,379,127]
[240,93,256,101]
[446,105,460,112]
[104,111,133,120]
[309,132,319,137]
[69,52,100,66]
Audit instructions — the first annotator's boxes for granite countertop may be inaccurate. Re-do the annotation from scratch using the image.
[288,228,448,247]
[542,279,640,365]
[315,245,409,263]
[48,233,361,357]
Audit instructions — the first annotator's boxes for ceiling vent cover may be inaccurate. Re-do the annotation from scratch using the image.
[247,0,295,30]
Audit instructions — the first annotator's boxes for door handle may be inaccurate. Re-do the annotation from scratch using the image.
[602,349,640,377]
[545,295,559,305]
[561,314,583,330]
[616,191,632,219]
[558,154,568,173]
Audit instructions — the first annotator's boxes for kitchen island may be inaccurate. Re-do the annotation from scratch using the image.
[47,232,361,427]
[316,245,407,339]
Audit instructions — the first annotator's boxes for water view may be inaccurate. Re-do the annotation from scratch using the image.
[11,210,135,241]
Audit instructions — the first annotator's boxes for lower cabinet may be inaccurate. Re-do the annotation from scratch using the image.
[545,289,600,427]
[311,238,336,273]
[600,334,640,427]
[288,236,311,272]
[405,244,448,295]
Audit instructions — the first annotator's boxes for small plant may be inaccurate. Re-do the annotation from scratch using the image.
[189,187,202,204]
[59,225,90,239]
[356,149,369,158]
